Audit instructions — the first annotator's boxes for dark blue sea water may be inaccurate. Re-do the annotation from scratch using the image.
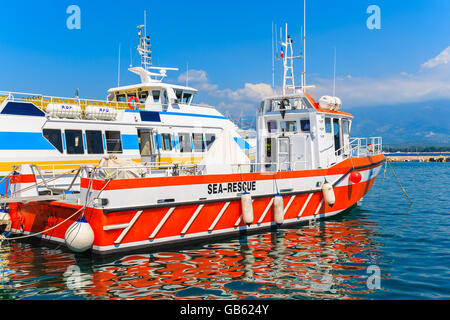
[0,162,449,300]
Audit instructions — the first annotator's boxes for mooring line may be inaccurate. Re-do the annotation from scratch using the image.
[388,160,412,204]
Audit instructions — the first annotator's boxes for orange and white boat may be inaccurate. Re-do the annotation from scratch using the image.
[2,23,384,255]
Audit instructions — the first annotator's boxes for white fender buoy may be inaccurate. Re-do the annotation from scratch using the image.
[241,192,253,225]
[273,194,284,225]
[322,182,336,206]
[65,218,95,253]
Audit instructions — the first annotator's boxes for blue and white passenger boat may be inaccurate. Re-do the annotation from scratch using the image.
[0,21,250,195]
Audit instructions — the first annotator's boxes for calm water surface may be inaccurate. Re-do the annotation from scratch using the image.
[0,163,449,300]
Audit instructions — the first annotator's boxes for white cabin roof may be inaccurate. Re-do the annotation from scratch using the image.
[107,82,198,94]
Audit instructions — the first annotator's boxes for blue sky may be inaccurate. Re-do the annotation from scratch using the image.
[0,0,449,119]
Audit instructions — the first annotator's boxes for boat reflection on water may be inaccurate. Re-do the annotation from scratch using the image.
[0,209,384,300]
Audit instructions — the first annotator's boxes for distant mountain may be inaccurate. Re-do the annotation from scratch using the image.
[347,100,450,145]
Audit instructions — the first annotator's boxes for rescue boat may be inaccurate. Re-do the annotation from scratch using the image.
[3,23,384,255]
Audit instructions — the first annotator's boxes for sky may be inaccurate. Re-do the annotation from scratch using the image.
[0,0,449,123]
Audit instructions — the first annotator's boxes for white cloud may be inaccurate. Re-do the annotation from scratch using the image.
[177,69,275,115]
[177,46,450,112]
[421,46,450,69]
[177,69,218,91]
[217,83,276,102]
[311,46,450,107]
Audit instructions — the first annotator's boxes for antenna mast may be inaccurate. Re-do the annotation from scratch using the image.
[137,11,152,71]
[278,23,301,96]
[129,11,178,83]
[303,0,306,90]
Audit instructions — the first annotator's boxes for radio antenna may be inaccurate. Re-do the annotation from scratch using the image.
[186,62,189,86]
[272,21,275,89]
[117,43,121,87]
[333,47,336,96]
[303,0,306,90]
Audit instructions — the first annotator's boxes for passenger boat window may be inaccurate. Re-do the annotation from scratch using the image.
[116,94,126,102]
[192,133,205,152]
[178,133,192,152]
[105,131,123,153]
[325,118,332,133]
[161,90,168,105]
[280,121,297,132]
[138,91,149,104]
[65,130,84,154]
[182,92,192,104]
[205,133,216,150]
[161,133,173,151]
[267,121,277,133]
[43,129,63,153]
[85,130,104,154]
[127,92,137,100]
[175,90,182,104]
[152,90,160,103]
[137,129,155,156]
[300,119,310,132]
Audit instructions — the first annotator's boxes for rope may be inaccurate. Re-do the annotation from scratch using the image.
[387,160,412,204]
[3,178,112,241]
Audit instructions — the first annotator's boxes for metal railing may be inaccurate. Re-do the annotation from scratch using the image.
[348,137,383,157]
[0,90,138,112]
[0,90,215,115]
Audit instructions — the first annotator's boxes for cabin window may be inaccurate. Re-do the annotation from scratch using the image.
[116,94,126,102]
[138,90,148,104]
[105,131,123,153]
[127,92,137,100]
[300,119,310,132]
[192,133,205,152]
[85,130,104,154]
[174,90,183,104]
[333,119,341,154]
[267,121,277,133]
[182,92,192,104]
[280,121,297,132]
[152,90,160,103]
[161,90,169,105]
[43,129,63,153]
[178,133,192,152]
[325,118,332,133]
[161,133,173,151]
[65,130,84,154]
[342,119,349,135]
[205,133,216,150]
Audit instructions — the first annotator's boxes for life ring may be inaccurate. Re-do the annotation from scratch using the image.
[127,96,140,109]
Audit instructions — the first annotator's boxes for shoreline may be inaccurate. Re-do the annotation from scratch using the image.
[386,155,449,162]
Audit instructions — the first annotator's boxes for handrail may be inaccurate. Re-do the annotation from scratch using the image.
[346,136,383,158]
[0,90,215,113]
